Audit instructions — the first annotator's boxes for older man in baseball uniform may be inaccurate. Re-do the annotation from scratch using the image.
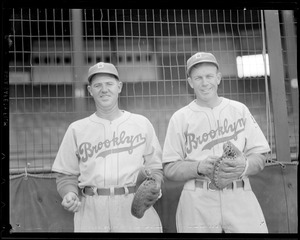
[52,62,163,232]
[162,52,270,233]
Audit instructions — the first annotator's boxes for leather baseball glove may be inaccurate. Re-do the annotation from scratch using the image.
[212,141,246,189]
[131,168,161,219]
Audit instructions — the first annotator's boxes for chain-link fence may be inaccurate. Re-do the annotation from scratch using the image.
[8,9,298,175]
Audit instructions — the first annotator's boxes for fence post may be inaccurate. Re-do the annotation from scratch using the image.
[71,9,85,116]
[264,10,291,162]
[282,10,298,161]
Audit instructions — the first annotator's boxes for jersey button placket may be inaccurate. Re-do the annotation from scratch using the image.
[104,121,113,187]
[109,121,118,187]
[210,109,218,155]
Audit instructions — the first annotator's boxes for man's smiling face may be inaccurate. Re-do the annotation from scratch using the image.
[87,74,123,110]
[188,63,221,107]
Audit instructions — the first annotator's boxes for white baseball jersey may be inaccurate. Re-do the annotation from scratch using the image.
[163,97,270,165]
[52,111,162,189]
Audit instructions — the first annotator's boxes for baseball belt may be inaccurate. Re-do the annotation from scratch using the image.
[195,179,244,191]
[82,186,136,196]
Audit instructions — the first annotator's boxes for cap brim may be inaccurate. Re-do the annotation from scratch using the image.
[187,60,219,75]
[88,72,119,82]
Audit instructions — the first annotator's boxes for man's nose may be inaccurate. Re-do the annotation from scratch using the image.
[202,78,209,85]
[101,84,108,92]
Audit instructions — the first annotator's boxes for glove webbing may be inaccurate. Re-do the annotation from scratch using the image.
[223,142,237,158]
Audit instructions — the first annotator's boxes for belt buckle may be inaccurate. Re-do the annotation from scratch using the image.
[82,186,98,196]
[81,187,87,197]
[82,186,98,197]
[207,180,217,191]
[110,186,115,196]
[124,186,129,196]
[92,186,99,196]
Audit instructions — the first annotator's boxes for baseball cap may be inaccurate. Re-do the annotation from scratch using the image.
[186,52,219,76]
[87,62,119,83]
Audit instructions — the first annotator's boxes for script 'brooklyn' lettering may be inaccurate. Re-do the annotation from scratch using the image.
[78,131,146,162]
[186,118,246,153]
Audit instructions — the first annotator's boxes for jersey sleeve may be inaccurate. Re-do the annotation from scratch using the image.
[143,118,163,170]
[56,173,79,198]
[164,160,200,182]
[162,113,186,164]
[52,124,80,175]
[243,106,271,155]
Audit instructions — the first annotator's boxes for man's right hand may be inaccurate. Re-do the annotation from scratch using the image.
[61,192,81,212]
[197,156,219,178]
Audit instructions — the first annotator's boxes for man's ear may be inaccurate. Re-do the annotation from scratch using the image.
[118,81,123,93]
[187,77,194,89]
[217,72,222,85]
[87,85,93,96]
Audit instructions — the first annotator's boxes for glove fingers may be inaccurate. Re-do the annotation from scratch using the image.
[218,167,244,177]
[146,198,158,206]
[131,177,160,219]
[150,187,160,194]
[222,160,238,167]
[218,166,236,173]
[146,188,160,199]
[218,172,240,179]
[222,160,245,172]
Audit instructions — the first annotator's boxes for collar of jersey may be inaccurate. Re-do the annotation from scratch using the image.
[188,97,228,112]
[89,110,131,125]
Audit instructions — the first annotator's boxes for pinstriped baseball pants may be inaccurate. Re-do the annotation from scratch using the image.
[176,178,268,233]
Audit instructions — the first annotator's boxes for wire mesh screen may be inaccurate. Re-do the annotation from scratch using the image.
[9,9,298,174]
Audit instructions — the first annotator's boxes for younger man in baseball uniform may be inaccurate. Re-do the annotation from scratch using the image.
[162,52,270,233]
[52,62,163,232]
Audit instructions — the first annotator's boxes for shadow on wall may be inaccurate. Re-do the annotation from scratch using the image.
[9,162,297,233]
